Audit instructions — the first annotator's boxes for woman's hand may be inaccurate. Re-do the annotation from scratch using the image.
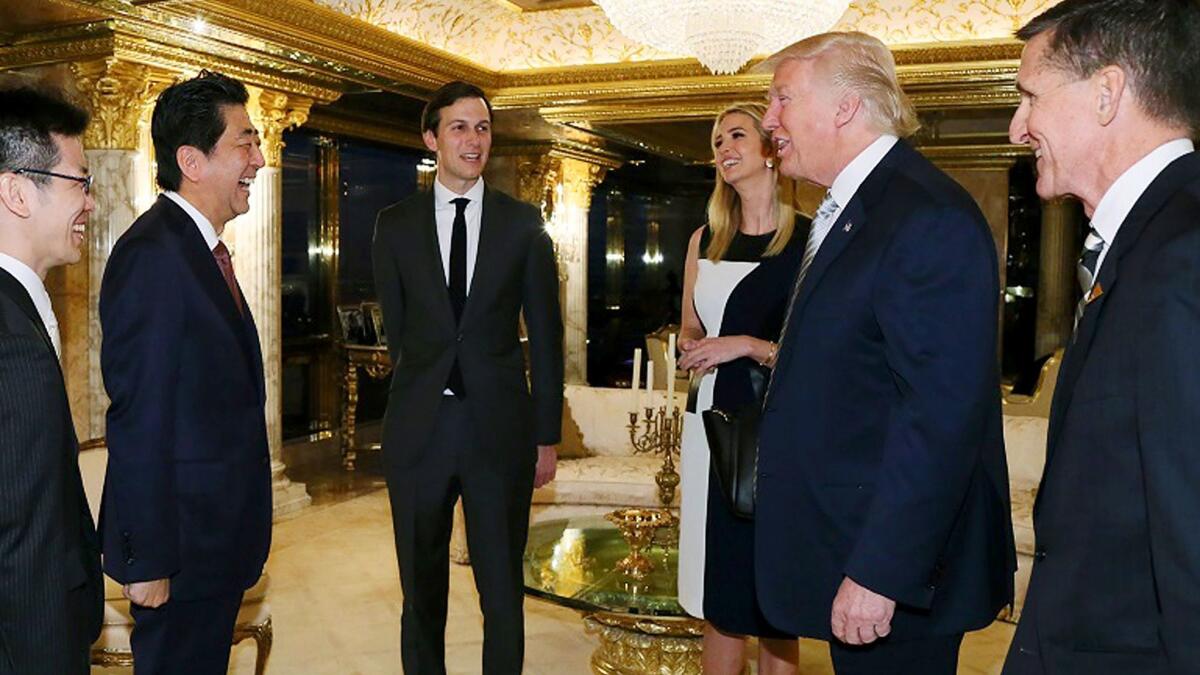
[677,336,755,373]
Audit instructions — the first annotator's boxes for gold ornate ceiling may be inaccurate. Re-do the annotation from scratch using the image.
[315,0,1059,71]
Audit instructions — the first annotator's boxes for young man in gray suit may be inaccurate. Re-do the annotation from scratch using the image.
[372,80,563,674]
[0,86,103,675]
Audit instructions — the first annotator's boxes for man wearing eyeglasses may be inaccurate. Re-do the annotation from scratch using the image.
[0,86,103,675]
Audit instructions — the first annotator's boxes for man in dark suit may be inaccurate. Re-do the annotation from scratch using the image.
[1003,2,1200,673]
[373,80,563,674]
[100,71,271,674]
[0,86,102,675]
[756,32,1016,673]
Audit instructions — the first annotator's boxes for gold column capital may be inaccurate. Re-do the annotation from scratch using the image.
[248,87,313,168]
[71,59,173,151]
[516,153,563,216]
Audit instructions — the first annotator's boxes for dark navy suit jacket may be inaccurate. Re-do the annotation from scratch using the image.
[756,140,1016,639]
[99,195,271,601]
[1007,151,1200,674]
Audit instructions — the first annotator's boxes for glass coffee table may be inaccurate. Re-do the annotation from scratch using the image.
[524,515,704,675]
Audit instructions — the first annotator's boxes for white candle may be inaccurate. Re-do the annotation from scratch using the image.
[666,333,677,407]
[632,348,642,410]
[645,360,654,408]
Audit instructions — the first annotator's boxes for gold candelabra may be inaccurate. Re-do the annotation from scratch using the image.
[628,405,683,509]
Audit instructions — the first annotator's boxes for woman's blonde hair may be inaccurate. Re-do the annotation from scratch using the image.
[705,102,799,261]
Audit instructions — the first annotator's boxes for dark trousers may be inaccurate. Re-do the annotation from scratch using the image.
[829,633,964,675]
[129,592,243,675]
[386,396,535,675]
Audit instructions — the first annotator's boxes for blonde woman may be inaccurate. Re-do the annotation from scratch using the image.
[676,102,809,674]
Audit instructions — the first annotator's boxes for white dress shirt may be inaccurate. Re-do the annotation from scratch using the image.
[809,134,899,258]
[433,176,485,290]
[1088,138,1195,279]
[0,252,60,357]
[164,190,221,253]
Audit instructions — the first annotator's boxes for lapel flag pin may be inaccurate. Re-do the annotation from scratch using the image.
[1088,282,1104,303]
[843,221,853,232]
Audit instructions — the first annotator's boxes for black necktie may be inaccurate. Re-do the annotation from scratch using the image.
[447,197,469,397]
[449,198,469,321]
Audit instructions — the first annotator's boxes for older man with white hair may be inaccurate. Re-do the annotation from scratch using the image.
[753,32,1016,674]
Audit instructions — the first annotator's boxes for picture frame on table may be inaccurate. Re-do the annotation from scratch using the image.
[363,301,387,347]
[336,304,370,345]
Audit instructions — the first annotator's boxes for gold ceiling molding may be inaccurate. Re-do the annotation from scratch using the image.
[492,139,624,169]
[179,0,496,90]
[1,17,343,104]
[306,109,426,149]
[918,143,1030,169]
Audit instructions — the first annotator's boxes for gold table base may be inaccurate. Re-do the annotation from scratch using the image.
[583,613,704,675]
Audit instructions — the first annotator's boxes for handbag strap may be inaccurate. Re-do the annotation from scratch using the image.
[686,370,703,413]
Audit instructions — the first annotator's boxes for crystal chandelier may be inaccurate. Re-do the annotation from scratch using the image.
[594,0,851,75]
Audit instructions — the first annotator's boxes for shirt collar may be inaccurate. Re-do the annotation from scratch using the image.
[433,176,485,208]
[163,191,220,251]
[829,134,899,208]
[1089,138,1195,246]
[0,251,53,323]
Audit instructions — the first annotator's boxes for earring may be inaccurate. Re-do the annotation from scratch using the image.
[766,159,775,169]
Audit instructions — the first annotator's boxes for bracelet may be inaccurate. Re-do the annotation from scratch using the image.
[759,341,779,368]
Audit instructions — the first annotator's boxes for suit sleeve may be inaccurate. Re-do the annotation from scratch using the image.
[844,205,1001,608]
[99,238,183,583]
[0,335,70,674]
[372,210,405,367]
[521,214,564,445]
[1136,225,1200,667]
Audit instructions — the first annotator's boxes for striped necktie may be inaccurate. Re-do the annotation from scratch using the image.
[765,191,840,399]
[1074,227,1105,328]
[778,190,840,346]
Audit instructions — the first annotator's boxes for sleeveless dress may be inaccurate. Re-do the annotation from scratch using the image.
[677,224,807,637]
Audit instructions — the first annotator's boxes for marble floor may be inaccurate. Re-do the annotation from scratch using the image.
[96,434,1016,674]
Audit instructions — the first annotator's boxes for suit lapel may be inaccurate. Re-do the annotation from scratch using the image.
[461,187,502,326]
[1044,151,1200,468]
[416,191,457,330]
[0,267,57,359]
[159,197,261,379]
[781,142,903,330]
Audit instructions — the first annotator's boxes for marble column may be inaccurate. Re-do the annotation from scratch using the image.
[1035,199,1081,358]
[226,88,313,518]
[68,59,168,440]
[554,159,606,384]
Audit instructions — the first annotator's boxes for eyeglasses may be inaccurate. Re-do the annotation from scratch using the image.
[13,168,93,195]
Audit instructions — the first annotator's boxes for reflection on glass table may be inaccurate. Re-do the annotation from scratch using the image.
[524,515,703,675]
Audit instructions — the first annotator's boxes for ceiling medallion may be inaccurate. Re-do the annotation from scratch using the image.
[593,0,851,74]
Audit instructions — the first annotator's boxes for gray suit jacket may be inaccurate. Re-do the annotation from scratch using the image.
[372,185,563,472]
[0,268,102,674]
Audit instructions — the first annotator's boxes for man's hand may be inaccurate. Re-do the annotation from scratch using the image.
[124,578,170,608]
[534,445,558,488]
[831,576,895,645]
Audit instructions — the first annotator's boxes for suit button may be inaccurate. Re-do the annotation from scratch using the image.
[1034,548,1047,561]
[126,557,136,566]
[456,334,464,343]
[262,456,269,465]
[764,405,776,413]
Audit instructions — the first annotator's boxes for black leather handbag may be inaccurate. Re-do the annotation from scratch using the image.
[687,369,765,520]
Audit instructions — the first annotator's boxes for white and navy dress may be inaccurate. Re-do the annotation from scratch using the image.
[677,223,806,637]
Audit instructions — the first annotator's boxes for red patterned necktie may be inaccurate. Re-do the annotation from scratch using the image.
[212,241,245,315]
